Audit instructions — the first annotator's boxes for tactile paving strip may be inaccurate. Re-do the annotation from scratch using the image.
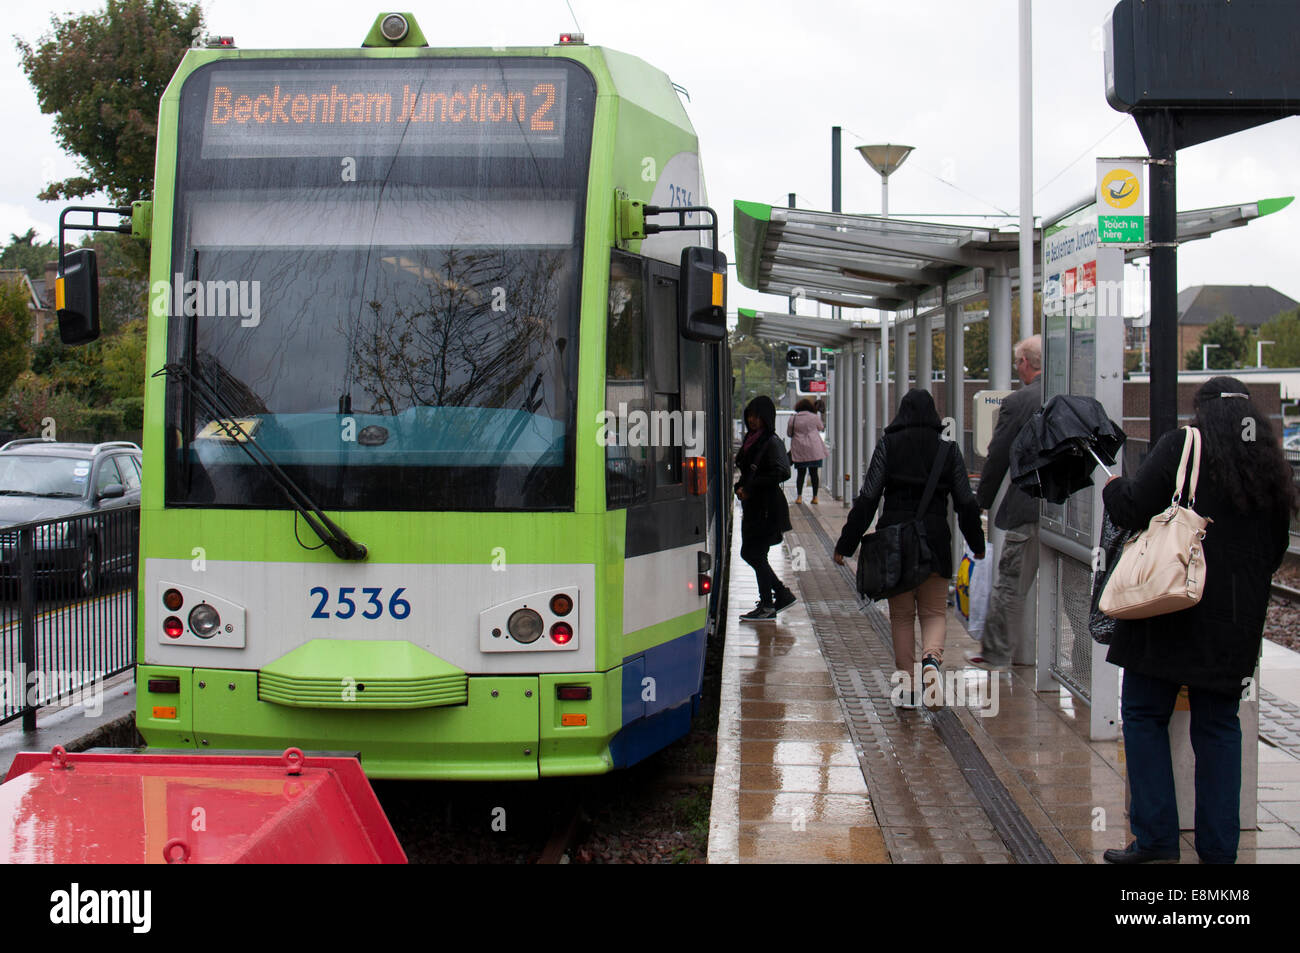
[790,505,1057,864]
[1259,688,1300,759]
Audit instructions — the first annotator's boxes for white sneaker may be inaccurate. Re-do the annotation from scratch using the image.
[965,651,1009,672]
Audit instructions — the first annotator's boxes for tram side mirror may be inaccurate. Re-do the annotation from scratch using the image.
[678,246,727,342]
[56,248,101,345]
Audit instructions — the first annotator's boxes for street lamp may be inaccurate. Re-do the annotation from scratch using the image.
[1257,339,1275,368]
[856,144,914,217]
[1202,343,1220,370]
[856,144,913,417]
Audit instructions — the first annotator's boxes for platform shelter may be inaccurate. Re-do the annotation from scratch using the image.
[732,193,1291,740]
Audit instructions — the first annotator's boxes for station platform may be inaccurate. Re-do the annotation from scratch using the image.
[708,495,1300,864]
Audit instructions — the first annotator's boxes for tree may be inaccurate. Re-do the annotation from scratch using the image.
[0,280,34,398]
[16,0,203,203]
[1255,309,1300,368]
[730,330,789,410]
[100,319,147,401]
[83,232,149,334]
[1185,314,1248,370]
[1,229,58,276]
[963,319,989,379]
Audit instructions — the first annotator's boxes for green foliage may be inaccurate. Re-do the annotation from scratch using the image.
[30,337,104,404]
[112,396,144,429]
[731,330,791,411]
[1256,309,1300,368]
[1,372,85,435]
[963,319,989,378]
[1,229,57,276]
[1185,314,1249,370]
[16,0,203,203]
[85,232,150,334]
[99,320,147,401]
[0,280,33,399]
[669,786,712,860]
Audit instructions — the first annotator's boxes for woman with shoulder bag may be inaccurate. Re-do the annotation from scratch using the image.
[787,397,828,503]
[1100,377,1298,864]
[736,395,797,621]
[833,389,985,708]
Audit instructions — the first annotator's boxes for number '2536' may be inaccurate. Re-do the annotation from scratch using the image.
[310,587,411,620]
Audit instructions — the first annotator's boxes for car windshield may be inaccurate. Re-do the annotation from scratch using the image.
[0,456,87,498]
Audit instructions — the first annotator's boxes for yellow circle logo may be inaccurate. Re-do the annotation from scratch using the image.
[1101,169,1140,209]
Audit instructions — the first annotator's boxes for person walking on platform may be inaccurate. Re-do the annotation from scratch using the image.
[736,395,797,621]
[968,334,1042,672]
[1101,378,1296,864]
[833,389,985,708]
[788,397,827,503]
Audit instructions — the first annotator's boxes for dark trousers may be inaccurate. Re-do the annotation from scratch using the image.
[1121,669,1242,863]
[794,464,820,498]
[740,539,785,606]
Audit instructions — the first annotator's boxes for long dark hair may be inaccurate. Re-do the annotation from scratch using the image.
[885,388,942,433]
[1190,377,1299,516]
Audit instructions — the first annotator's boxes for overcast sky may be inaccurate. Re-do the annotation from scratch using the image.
[5,0,1299,320]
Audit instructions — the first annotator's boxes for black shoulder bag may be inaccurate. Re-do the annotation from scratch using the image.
[856,440,950,600]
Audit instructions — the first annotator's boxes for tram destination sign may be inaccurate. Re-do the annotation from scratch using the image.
[200,67,569,159]
[1096,158,1145,245]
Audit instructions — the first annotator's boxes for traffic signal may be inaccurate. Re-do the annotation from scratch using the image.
[786,346,810,368]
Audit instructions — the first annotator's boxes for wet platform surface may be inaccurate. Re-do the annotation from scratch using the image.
[709,496,1300,864]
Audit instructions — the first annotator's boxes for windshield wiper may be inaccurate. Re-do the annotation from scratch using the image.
[152,363,368,561]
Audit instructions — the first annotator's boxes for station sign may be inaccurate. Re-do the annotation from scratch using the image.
[1096,158,1145,245]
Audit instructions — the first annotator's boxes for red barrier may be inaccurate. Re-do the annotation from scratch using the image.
[1,746,406,863]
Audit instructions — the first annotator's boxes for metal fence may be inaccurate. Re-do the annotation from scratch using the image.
[0,506,138,728]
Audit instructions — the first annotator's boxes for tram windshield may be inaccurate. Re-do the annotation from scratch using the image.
[164,58,595,512]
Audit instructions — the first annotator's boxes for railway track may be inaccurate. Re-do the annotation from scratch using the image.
[1274,581,1300,604]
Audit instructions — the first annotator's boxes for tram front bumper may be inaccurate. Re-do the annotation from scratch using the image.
[136,665,625,779]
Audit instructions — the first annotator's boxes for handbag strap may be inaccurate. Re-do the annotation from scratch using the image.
[1172,426,1203,507]
[915,439,950,519]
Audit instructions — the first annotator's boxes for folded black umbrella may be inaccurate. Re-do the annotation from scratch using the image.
[1009,394,1126,504]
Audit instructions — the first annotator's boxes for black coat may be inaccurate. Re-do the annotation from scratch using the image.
[736,431,792,545]
[1101,428,1290,695]
[978,376,1042,529]
[835,427,985,579]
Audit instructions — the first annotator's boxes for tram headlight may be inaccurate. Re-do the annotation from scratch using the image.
[507,608,544,644]
[188,603,221,639]
[380,13,409,42]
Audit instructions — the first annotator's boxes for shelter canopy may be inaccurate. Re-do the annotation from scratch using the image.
[732,196,1293,318]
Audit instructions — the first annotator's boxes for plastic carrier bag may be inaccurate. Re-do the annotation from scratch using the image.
[955,546,990,641]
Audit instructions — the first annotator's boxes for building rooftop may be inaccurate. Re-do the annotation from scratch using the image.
[1146,284,1300,328]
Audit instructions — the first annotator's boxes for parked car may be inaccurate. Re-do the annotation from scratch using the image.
[0,440,142,596]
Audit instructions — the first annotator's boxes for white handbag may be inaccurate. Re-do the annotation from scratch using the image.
[1099,427,1212,620]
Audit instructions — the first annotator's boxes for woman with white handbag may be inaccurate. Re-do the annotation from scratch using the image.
[1099,378,1297,864]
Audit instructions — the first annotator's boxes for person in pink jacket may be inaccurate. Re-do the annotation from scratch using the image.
[787,398,827,503]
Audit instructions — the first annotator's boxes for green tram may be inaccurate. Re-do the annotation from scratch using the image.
[56,14,732,779]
